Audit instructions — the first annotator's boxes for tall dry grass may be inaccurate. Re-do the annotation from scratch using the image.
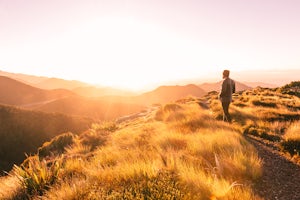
[2,99,263,199]
[281,121,300,156]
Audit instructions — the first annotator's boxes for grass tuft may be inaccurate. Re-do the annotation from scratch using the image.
[13,156,62,196]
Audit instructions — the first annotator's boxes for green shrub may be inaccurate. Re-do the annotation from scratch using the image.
[282,81,300,89]
[280,139,300,156]
[38,132,75,158]
[91,122,118,133]
[79,130,109,150]
[260,132,281,142]
[243,126,281,142]
[163,103,183,112]
[252,100,277,108]
[13,156,61,196]
[233,102,247,107]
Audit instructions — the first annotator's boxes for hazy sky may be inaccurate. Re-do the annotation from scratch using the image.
[0,0,300,89]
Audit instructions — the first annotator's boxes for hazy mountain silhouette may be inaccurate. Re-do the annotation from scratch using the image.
[0,70,91,90]
[34,96,145,120]
[33,84,205,119]
[72,86,135,97]
[199,81,251,92]
[135,84,206,105]
[34,77,90,90]
[0,76,75,106]
[243,82,277,88]
[0,70,48,84]
[97,84,207,106]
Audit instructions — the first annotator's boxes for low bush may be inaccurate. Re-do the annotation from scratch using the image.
[79,130,109,150]
[243,126,281,142]
[252,100,277,108]
[38,132,75,158]
[280,140,300,156]
[13,156,62,196]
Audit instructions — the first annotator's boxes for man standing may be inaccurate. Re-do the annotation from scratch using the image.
[219,70,235,123]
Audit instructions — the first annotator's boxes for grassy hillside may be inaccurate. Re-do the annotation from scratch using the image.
[34,96,146,120]
[0,104,94,173]
[1,98,262,199]
[206,82,300,163]
[97,84,207,106]
[35,84,205,120]
[2,81,299,199]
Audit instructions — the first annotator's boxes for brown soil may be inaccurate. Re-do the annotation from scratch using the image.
[246,136,300,200]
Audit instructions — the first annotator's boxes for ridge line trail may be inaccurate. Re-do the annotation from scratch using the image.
[245,136,300,200]
[199,98,300,200]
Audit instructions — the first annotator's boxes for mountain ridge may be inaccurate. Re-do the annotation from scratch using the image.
[0,76,75,106]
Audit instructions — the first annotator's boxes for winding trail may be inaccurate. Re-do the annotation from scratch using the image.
[247,136,300,200]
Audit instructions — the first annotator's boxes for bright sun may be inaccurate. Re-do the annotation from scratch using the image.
[45,17,214,90]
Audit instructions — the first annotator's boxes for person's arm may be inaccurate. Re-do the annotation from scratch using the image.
[219,80,226,97]
[232,80,236,93]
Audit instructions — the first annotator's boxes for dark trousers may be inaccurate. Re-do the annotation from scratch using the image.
[222,101,231,122]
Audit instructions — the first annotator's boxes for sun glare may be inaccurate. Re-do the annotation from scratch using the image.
[56,17,210,90]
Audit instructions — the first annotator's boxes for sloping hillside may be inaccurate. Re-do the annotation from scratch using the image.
[1,78,299,199]
[34,96,145,120]
[0,104,94,173]
[0,76,75,106]
[72,86,135,97]
[0,70,47,84]
[34,78,90,90]
[0,97,262,199]
[135,84,206,105]
[205,81,300,199]
[0,76,205,120]
[33,84,205,119]
[0,70,91,90]
[243,82,277,88]
[101,84,207,105]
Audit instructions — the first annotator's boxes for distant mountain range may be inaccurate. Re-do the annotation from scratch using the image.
[0,75,206,119]
[0,70,88,90]
[135,84,206,105]
[0,70,280,120]
[0,76,75,106]
[72,86,136,97]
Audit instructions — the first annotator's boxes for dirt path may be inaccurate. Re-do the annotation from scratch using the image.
[246,136,300,200]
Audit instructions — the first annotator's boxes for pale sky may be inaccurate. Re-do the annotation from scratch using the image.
[0,0,300,90]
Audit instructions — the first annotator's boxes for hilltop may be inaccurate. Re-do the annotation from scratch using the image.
[1,75,300,199]
[0,97,263,199]
[0,75,207,120]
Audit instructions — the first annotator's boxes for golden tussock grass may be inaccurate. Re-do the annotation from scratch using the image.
[2,98,263,199]
[284,122,300,140]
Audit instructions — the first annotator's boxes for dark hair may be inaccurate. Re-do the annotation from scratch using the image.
[223,70,230,77]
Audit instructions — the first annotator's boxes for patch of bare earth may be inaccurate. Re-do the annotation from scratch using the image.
[246,136,300,200]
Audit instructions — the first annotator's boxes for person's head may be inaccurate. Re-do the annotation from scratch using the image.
[223,70,230,79]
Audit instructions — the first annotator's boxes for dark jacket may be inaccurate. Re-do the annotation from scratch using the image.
[219,78,235,102]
